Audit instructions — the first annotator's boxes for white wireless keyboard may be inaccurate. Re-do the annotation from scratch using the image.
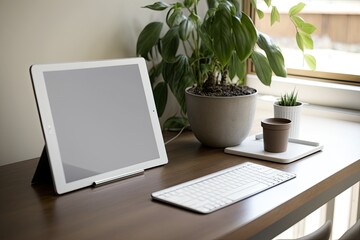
[152,162,296,214]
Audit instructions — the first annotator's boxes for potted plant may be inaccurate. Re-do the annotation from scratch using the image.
[136,0,315,147]
[274,89,303,138]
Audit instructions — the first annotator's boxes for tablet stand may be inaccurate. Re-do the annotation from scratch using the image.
[31,146,53,185]
[92,169,144,188]
[31,146,145,188]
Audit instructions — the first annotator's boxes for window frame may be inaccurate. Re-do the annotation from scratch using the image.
[242,0,360,113]
[244,0,360,87]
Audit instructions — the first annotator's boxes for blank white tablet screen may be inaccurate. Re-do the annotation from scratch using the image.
[43,64,159,183]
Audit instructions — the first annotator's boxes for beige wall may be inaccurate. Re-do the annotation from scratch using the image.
[0,0,166,165]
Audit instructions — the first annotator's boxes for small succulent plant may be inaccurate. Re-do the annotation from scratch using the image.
[278,89,299,106]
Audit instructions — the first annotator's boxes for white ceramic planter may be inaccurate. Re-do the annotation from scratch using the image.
[185,88,258,148]
[273,102,302,139]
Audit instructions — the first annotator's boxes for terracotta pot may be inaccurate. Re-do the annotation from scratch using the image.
[261,118,291,153]
[185,87,257,148]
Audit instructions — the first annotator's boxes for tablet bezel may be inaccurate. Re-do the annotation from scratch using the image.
[30,58,168,194]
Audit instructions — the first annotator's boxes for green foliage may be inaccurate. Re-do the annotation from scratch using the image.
[153,82,168,117]
[289,4,317,69]
[136,0,316,129]
[270,6,280,25]
[143,2,170,10]
[289,2,305,16]
[232,13,258,62]
[278,89,299,106]
[251,51,272,86]
[136,22,163,60]
[257,33,287,77]
[304,54,316,70]
[257,1,317,71]
[163,116,189,129]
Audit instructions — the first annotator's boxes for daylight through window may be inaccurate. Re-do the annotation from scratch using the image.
[251,0,360,85]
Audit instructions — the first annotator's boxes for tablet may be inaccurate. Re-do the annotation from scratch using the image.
[30,58,168,194]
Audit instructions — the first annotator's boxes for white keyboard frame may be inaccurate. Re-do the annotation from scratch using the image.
[151,162,296,214]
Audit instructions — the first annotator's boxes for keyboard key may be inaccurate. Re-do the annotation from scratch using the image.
[226,182,268,201]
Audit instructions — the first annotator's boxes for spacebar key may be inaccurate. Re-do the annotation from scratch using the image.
[226,183,269,201]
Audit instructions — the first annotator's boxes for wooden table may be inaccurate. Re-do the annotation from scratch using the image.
[1,114,359,240]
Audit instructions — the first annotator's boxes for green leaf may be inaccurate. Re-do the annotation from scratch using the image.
[148,63,163,86]
[163,116,188,130]
[222,0,236,14]
[179,18,194,41]
[136,22,163,60]
[304,54,316,70]
[289,2,305,16]
[232,13,258,62]
[228,0,241,15]
[206,0,217,9]
[251,51,272,86]
[229,54,246,80]
[264,0,272,7]
[291,15,305,29]
[198,23,213,55]
[229,54,236,80]
[257,33,287,77]
[237,61,246,81]
[189,12,200,23]
[299,22,317,34]
[211,5,233,66]
[296,32,304,51]
[161,27,180,62]
[229,53,246,81]
[153,82,168,117]
[184,0,194,8]
[143,2,170,11]
[162,55,193,113]
[167,8,186,28]
[270,6,280,25]
[299,32,314,49]
[257,9,264,19]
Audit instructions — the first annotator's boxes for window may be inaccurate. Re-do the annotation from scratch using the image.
[241,3,360,239]
[248,0,360,86]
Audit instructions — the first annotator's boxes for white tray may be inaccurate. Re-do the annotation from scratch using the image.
[224,134,324,164]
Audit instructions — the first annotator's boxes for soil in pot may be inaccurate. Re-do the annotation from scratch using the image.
[188,85,257,97]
